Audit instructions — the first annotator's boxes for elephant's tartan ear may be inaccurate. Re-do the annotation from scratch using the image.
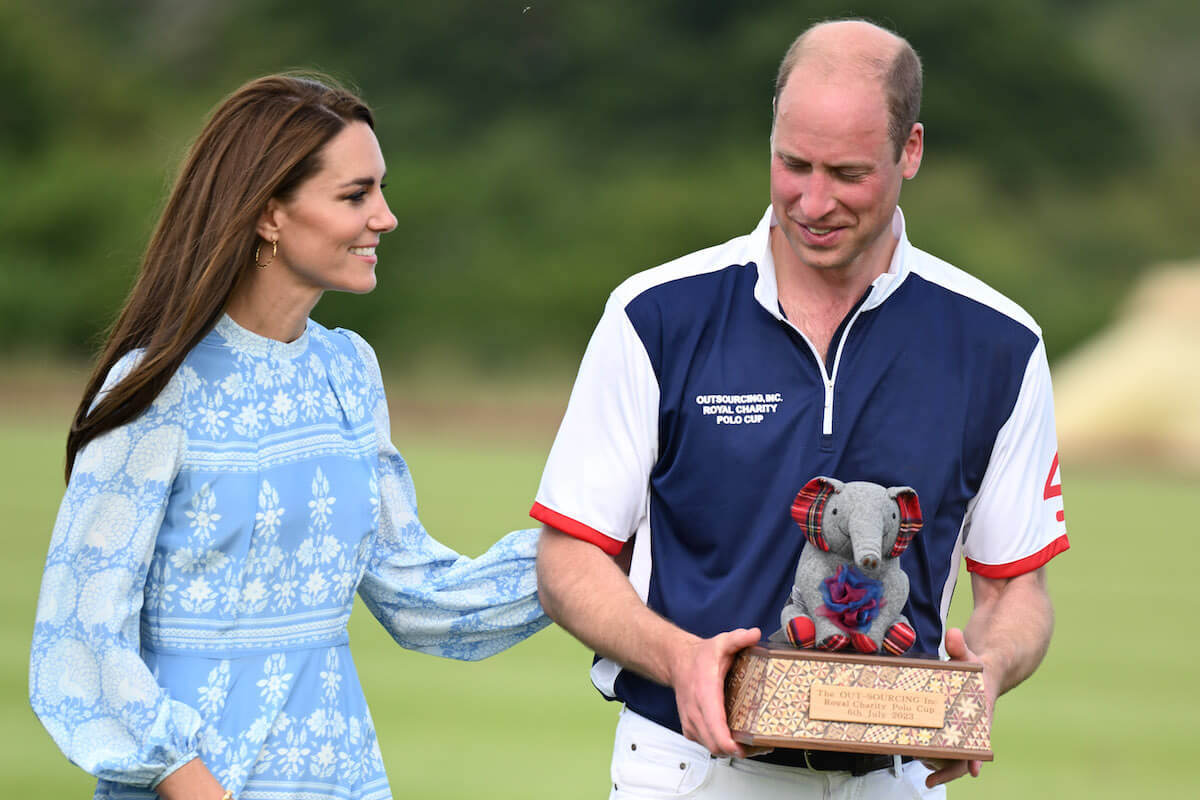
[792,477,836,551]
[891,490,922,557]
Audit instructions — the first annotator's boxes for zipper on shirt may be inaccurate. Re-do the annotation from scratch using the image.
[819,309,865,449]
[821,376,835,436]
[782,296,870,450]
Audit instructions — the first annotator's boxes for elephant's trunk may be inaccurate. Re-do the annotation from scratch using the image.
[849,515,882,572]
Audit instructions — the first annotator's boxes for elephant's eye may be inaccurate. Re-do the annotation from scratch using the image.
[892,512,897,519]
[831,508,838,515]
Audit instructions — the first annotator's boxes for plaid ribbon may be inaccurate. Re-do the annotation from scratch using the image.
[785,615,815,648]
[791,477,837,551]
[882,621,916,655]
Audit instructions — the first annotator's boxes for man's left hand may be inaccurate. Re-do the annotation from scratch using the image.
[921,628,996,788]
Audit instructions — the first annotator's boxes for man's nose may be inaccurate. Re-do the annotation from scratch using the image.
[798,173,836,220]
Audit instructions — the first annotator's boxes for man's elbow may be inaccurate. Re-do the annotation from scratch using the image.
[971,566,1051,610]
[536,524,626,623]
[535,525,573,623]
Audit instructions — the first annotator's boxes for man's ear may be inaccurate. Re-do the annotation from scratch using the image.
[256,197,283,243]
[901,122,923,180]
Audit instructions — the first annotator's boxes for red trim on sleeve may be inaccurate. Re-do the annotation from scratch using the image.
[966,534,1070,579]
[530,502,625,556]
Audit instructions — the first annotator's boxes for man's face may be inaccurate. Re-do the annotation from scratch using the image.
[769,68,921,277]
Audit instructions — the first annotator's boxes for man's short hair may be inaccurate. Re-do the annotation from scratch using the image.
[773,21,923,161]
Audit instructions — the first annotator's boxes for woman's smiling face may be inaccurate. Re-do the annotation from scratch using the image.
[261,120,398,296]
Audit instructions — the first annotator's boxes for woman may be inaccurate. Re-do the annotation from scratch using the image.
[29,74,547,800]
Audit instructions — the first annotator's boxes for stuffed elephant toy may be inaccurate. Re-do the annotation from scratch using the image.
[770,476,923,655]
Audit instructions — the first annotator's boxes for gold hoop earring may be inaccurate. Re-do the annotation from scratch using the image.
[255,239,277,268]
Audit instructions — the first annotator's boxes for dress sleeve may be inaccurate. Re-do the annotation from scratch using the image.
[29,352,202,788]
[342,331,549,661]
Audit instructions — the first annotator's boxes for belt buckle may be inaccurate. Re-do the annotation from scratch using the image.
[800,749,875,775]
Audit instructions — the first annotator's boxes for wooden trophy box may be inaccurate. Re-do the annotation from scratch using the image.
[725,645,993,761]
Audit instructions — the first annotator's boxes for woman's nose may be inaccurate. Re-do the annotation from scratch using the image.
[372,198,398,233]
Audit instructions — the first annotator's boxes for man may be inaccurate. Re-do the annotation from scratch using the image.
[531,19,1069,799]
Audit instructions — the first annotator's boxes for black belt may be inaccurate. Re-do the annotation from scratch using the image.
[753,748,913,777]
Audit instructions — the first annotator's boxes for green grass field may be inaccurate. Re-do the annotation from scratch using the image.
[3,415,1195,797]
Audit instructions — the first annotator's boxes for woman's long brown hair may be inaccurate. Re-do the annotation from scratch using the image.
[65,73,374,481]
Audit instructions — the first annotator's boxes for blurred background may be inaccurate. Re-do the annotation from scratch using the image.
[2,0,1197,797]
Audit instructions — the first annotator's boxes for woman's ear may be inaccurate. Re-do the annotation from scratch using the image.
[791,476,841,552]
[886,487,922,557]
[256,197,283,243]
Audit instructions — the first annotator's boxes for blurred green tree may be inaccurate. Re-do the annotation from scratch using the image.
[0,0,1193,367]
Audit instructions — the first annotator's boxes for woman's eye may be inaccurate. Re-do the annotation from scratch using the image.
[346,190,367,203]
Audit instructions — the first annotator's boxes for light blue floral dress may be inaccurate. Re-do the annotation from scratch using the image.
[29,315,548,800]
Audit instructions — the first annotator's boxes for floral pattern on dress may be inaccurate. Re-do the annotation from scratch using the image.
[30,315,548,800]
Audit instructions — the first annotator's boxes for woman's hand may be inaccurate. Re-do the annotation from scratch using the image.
[154,758,227,800]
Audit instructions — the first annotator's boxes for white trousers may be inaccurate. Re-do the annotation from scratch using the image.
[609,708,946,800]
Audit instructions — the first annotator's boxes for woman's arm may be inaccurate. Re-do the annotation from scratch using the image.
[29,353,211,788]
[341,330,549,660]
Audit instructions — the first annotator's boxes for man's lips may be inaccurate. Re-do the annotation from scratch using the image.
[795,222,846,245]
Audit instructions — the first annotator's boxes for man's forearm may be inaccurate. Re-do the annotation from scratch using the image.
[536,525,697,686]
[965,568,1055,697]
[536,524,761,757]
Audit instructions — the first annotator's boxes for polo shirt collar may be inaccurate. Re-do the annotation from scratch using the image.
[752,205,912,320]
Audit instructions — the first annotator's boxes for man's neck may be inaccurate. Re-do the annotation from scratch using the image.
[770,227,897,363]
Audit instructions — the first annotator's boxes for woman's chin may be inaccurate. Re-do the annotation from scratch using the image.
[337,273,378,295]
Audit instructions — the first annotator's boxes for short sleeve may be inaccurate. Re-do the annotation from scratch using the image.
[340,330,549,661]
[530,294,660,554]
[962,339,1070,577]
[29,352,202,787]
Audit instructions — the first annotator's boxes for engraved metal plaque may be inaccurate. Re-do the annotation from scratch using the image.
[809,684,946,728]
[725,645,993,761]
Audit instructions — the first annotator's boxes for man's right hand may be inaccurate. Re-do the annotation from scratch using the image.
[668,626,762,757]
[536,526,764,758]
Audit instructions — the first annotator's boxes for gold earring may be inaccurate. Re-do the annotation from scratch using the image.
[255,238,277,268]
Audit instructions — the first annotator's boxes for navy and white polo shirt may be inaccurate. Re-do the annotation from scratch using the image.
[531,206,1069,735]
